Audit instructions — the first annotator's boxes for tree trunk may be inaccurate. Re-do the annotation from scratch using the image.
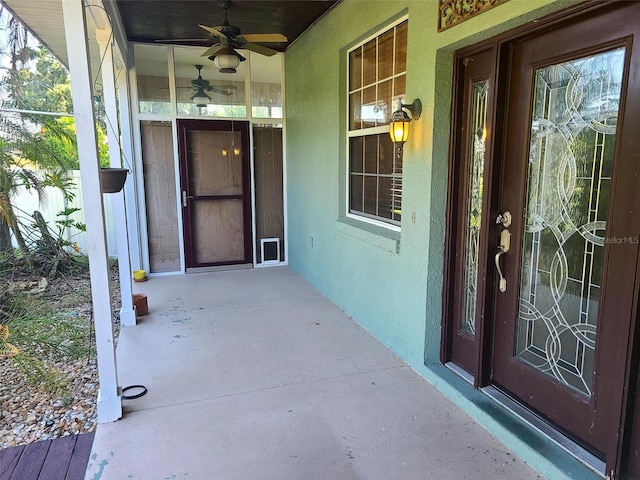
[6,203,29,258]
[0,216,12,255]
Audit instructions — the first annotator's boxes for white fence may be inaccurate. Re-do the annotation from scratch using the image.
[11,170,119,257]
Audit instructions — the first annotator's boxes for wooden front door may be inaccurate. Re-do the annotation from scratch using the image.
[177,120,252,269]
[443,2,640,474]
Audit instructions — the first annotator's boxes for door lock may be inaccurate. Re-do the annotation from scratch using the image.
[496,211,512,228]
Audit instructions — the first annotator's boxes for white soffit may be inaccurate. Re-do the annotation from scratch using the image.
[3,0,69,65]
[2,0,108,75]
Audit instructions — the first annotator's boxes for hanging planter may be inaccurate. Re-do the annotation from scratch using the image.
[100,168,129,193]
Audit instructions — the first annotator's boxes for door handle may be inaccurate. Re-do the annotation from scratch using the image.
[495,228,511,293]
[182,191,193,208]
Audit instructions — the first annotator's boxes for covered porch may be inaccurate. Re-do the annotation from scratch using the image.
[86,266,542,479]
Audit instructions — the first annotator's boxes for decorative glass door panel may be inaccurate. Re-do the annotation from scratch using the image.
[516,48,625,396]
[446,2,640,473]
[444,46,493,377]
[490,8,640,454]
[461,80,489,336]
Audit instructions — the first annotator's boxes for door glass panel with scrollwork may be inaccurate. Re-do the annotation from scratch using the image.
[515,47,625,396]
[461,80,489,335]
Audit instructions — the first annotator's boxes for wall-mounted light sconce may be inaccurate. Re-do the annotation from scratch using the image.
[389,99,422,144]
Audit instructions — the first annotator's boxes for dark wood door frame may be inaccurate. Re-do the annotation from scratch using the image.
[177,119,253,268]
[441,45,500,383]
[441,2,640,477]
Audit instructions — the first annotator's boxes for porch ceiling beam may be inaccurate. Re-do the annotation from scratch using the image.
[62,0,122,423]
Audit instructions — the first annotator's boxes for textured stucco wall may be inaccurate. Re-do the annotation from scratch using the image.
[285,0,576,367]
[284,2,608,476]
[284,1,598,477]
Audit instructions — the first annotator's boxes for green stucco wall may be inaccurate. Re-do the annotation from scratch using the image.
[285,0,576,365]
[285,1,597,477]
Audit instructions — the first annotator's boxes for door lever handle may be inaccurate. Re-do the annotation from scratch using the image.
[495,251,507,293]
[182,191,193,208]
[495,229,511,293]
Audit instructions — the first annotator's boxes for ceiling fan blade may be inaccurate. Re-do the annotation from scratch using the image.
[239,33,288,43]
[201,44,224,57]
[199,24,228,39]
[208,86,234,96]
[155,38,212,45]
[240,42,278,57]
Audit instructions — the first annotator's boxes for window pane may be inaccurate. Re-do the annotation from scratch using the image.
[392,174,402,221]
[378,30,394,80]
[394,74,406,110]
[174,47,246,118]
[349,47,362,90]
[363,176,378,215]
[350,174,364,212]
[350,91,362,130]
[378,176,393,219]
[363,39,377,86]
[135,44,171,115]
[362,86,377,128]
[379,134,395,174]
[251,54,283,119]
[364,136,378,174]
[395,22,408,73]
[378,79,392,125]
[350,137,364,173]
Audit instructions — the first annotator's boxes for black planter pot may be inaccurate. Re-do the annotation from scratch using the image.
[100,168,128,193]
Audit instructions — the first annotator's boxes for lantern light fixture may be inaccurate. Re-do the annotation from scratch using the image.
[209,46,246,73]
[389,98,422,144]
[191,87,211,108]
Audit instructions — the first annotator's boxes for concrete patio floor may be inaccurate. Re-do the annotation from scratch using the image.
[85,266,543,480]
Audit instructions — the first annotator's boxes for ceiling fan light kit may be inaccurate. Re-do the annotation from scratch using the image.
[209,46,245,73]
[191,89,211,107]
[195,0,287,72]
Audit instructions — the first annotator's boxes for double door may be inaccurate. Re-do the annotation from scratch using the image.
[444,2,640,476]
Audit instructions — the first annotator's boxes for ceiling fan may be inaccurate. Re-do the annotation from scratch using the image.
[188,64,234,107]
[196,0,288,72]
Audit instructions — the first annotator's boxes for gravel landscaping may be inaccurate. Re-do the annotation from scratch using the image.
[0,266,120,449]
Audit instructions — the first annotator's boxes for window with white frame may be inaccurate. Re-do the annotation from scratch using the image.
[348,19,407,226]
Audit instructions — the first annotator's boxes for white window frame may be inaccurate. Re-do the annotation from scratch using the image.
[346,16,408,231]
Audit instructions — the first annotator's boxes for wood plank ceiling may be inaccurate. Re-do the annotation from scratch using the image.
[114,0,340,51]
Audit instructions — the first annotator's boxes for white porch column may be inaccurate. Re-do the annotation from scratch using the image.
[117,51,143,272]
[62,0,122,423]
[96,29,137,327]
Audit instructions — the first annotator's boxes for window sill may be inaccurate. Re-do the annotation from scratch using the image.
[336,217,401,254]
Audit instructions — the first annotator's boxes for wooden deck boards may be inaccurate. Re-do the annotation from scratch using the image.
[0,433,94,480]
